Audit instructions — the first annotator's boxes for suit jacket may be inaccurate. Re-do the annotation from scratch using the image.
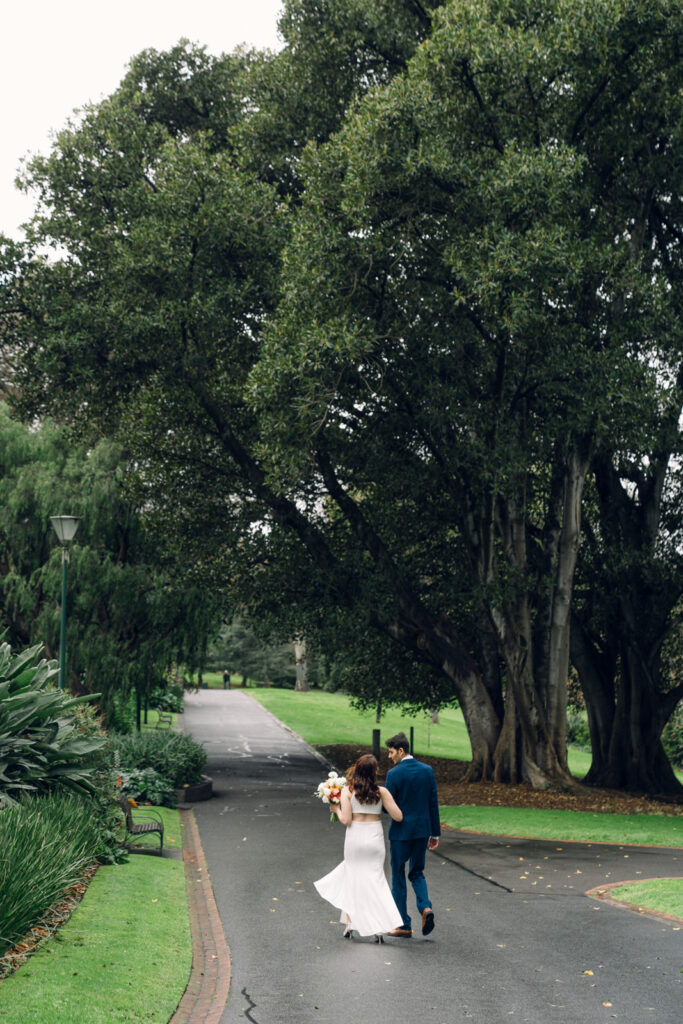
[385,756,441,841]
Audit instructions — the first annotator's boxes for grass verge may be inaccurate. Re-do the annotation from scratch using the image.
[0,810,191,1024]
[608,878,683,919]
[440,805,683,846]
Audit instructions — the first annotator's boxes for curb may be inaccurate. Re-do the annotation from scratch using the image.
[169,808,231,1024]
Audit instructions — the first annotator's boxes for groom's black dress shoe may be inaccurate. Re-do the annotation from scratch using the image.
[387,927,412,938]
[421,908,435,935]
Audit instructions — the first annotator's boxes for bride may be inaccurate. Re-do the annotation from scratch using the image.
[314,754,403,940]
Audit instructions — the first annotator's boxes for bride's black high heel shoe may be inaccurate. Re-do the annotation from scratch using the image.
[374,934,385,944]
[343,925,353,939]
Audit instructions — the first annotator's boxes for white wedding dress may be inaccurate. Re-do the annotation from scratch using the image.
[314,795,403,936]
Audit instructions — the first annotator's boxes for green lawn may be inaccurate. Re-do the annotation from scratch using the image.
[249,687,590,776]
[0,809,191,1024]
[251,687,474,760]
[609,877,683,920]
[440,805,682,846]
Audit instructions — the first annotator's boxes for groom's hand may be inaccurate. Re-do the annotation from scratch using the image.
[428,837,439,850]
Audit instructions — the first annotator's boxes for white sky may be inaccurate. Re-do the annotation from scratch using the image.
[2,1,284,239]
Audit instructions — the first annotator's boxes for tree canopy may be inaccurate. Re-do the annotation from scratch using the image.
[1,0,681,791]
[0,405,218,725]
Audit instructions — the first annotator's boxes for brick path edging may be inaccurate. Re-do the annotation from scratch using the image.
[586,878,683,928]
[169,807,231,1023]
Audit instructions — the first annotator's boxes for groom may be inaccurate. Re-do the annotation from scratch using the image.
[384,732,441,938]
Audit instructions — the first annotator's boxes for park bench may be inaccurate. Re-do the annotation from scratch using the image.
[154,710,173,728]
[117,795,164,855]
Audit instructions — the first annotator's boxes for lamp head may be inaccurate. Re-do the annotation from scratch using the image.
[50,515,81,545]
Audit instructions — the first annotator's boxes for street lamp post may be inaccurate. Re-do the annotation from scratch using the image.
[50,515,81,690]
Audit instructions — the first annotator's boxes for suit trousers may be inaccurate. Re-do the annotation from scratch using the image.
[389,836,430,930]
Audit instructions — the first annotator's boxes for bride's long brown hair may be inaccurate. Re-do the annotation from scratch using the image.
[348,754,381,804]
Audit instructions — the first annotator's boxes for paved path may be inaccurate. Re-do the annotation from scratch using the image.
[181,689,682,1024]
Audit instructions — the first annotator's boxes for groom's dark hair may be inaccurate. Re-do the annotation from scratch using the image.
[387,732,410,754]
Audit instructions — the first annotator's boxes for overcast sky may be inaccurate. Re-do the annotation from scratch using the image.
[3,1,284,239]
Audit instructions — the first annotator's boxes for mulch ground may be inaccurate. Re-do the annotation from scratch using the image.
[316,744,683,817]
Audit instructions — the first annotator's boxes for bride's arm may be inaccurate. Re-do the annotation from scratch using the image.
[379,786,403,821]
[335,786,353,825]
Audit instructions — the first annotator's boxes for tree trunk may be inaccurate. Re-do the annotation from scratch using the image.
[135,686,142,732]
[294,638,310,692]
[570,449,683,796]
[545,447,589,763]
[569,612,616,775]
[581,634,682,795]
[484,443,590,792]
[378,608,501,779]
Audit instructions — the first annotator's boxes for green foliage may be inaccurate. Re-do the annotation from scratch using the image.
[119,767,176,807]
[2,2,681,793]
[108,690,136,734]
[0,642,105,807]
[0,405,220,724]
[206,616,298,687]
[566,709,591,751]
[148,683,184,713]
[107,729,206,789]
[0,792,103,958]
[663,702,683,769]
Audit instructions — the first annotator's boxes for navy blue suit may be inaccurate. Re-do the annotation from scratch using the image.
[385,756,440,930]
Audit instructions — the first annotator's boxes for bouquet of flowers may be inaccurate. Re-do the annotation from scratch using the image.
[315,770,347,821]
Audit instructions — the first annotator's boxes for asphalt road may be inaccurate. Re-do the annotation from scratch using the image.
[182,689,682,1024]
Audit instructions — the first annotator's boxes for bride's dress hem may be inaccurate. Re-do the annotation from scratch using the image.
[314,820,403,938]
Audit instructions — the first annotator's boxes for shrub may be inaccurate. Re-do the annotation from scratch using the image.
[0,792,103,958]
[662,701,683,768]
[566,709,591,750]
[0,642,106,807]
[108,689,136,733]
[119,767,176,807]
[149,683,184,713]
[106,729,206,789]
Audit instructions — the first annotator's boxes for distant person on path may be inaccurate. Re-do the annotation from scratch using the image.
[384,732,440,938]
[314,754,403,941]
[222,669,230,689]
